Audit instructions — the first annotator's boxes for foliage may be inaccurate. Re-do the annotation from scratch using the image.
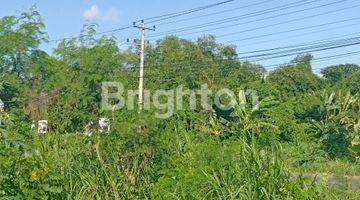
[151,139,322,199]
[0,8,359,199]
[146,36,265,90]
[0,6,47,77]
[267,54,324,97]
[312,92,360,158]
[240,80,281,100]
[334,71,360,94]
[321,64,360,84]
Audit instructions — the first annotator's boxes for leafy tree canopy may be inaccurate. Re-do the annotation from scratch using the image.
[321,64,360,84]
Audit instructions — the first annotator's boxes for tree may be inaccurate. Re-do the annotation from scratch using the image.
[334,71,360,94]
[321,64,360,84]
[146,36,216,89]
[0,6,47,77]
[267,54,323,97]
[48,24,125,132]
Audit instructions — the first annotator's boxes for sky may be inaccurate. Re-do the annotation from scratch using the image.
[1,0,360,72]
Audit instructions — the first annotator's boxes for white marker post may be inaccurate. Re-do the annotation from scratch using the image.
[38,120,48,134]
[0,99,4,111]
[98,118,110,133]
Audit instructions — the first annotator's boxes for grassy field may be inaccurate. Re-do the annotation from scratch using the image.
[1,130,359,199]
[1,6,360,199]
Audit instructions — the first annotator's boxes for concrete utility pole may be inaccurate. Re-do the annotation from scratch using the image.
[133,20,155,113]
[138,21,145,113]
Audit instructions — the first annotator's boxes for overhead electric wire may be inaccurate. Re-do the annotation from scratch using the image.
[49,26,133,43]
[237,36,360,58]
[314,51,360,61]
[160,51,360,77]
[124,38,360,77]
[213,3,360,39]
[247,39,360,61]
[247,40,360,62]
[149,0,324,37]
[149,0,351,38]
[216,3,360,38]
[143,0,234,24]
[266,52,360,69]
[237,31,360,55]
[124,36,360,75]
[155,0,278,26]
[180,1,359,39]
[49,1,234,43]
[147,1,359,40]
[238,23,360,48]
[223,17,360,45]
[126,50,360,79]
[46,0,360,75]
[264,50,360,70]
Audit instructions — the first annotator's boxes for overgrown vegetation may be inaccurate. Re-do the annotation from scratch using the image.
[1,8,359,199]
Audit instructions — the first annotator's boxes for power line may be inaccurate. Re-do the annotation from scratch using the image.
[158,52,360,77]
[238,32,360,55]
[116,32,360,74]
[248,40,360,62]
[49,26,133,43]
[149,1,358,40]
[143,0,235,24]
[155,0,278,26]
[238,36,360,59]
[48,1,233,43]
[217,3,360,39]
[124,36,360,75]
[44,1,360,75]
[314,51,360,61]
[125,42,360,76]
[186,1,358,39]
[213,3,360,39]
[149,0,347,38]
[118,53,360,81]
[236,32,360,55]
[127,50,360,79]
[237,24,360,48]
[224,17,360,46]
[247,39,360,61]
[149,0,322,37]
[264,50,360,70]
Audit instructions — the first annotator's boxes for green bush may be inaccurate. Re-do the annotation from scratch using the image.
[267,55,324,97]
[151,138,323,199]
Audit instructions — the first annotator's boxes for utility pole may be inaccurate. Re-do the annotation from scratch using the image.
[138,21,145,114]
[133,20,155,113]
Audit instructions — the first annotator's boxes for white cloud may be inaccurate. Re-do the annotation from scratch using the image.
[83,5,119,22]
[83,5,101,20]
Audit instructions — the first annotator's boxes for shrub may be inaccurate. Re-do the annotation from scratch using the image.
[267,55,324,97]
[312,92,360,158]
[321,64,360,84]
[151,138,323,199]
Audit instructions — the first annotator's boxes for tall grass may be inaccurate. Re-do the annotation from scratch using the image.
[1,130,359,199]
